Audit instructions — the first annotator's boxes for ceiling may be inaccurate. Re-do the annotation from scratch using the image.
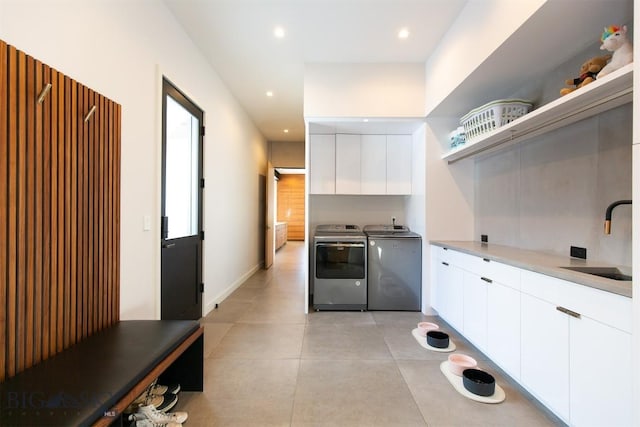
[162,0,468,142]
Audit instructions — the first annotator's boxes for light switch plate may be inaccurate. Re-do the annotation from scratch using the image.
[143,215,151,231]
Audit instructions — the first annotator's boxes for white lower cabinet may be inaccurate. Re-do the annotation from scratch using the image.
[462,271,488,351]
[521,292,571,422]
[431,246,633,427]
[569,313,632,427]
[486,281,521,380]
[433,249,463,331]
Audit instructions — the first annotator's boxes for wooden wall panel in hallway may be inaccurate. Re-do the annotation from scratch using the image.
[276,174,305,240]
[0,39,121,381]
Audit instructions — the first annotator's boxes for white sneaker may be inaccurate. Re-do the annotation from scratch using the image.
[134,419,182,427]
[131,404,189,424]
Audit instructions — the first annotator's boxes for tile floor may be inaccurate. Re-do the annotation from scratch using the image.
[175,241,563,426]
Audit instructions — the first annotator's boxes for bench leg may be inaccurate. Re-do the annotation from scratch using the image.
[158,333,204,392]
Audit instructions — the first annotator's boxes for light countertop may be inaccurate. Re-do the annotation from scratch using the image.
[430,241,632,298]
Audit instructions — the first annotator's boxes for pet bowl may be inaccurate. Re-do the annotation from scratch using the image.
[417,322,439,336]
[426,330,449,349]
[447,353,478,376]
[462,368,496,397]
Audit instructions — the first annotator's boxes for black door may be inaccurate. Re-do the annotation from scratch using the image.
[161,79,204,320]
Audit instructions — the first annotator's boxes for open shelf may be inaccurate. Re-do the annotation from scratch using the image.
[442,63,633,163]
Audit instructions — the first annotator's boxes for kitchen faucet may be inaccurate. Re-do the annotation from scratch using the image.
[604,199,632,234]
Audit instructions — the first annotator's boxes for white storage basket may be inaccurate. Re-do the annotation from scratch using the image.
[460,99,532,141]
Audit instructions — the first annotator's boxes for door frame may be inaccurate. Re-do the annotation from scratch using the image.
[160,77,205,319]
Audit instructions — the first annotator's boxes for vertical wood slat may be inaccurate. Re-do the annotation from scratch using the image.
[0,40,7,382]
[16,47,27,375]
[34,59,43,364]
[7,44,18,379]
[49,66,58,357]
[69,77,77,345]
[41,63,51,362]
[1,40,121,379]
[56,71,65,352]
[25,54,35,369]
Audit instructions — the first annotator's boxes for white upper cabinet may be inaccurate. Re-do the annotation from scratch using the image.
[309,133,412,195]
[386,134,412,194]
[309,134,335,194]
[360,135,386,194]
[335,134,361,194]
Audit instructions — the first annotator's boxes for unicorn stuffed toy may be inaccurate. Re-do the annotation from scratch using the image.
[597,25,633,78]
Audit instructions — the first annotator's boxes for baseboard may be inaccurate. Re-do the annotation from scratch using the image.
[203,263,262,316]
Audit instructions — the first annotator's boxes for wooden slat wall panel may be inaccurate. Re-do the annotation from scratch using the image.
[0,40,121,381]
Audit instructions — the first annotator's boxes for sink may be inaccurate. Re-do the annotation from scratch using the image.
[560,266,632,281]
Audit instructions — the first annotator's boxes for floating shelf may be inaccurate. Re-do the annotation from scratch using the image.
[442,63,634,163]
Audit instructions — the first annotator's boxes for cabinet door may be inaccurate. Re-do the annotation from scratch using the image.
[309,134,335,194]
[386,134,412,194]
[335,134,361,194]
[436,260,464,331]
[360,134,386,194]
[521,293,570,423]
[462,271,488,351]
[487,281,521,379]
[570,316,632,427]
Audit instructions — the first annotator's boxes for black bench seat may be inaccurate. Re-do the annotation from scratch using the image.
[0,320,204,426]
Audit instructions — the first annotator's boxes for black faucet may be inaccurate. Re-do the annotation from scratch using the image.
[604,200,632,234]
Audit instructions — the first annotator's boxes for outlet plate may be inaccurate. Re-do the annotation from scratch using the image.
[570,246,587,259]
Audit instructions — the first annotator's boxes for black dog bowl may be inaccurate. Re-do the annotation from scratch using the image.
[462,368,495,397]
[426,330,449,348]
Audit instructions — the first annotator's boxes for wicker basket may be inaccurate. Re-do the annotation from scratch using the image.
[460,99,532,141]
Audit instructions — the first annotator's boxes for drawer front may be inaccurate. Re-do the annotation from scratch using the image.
[521,270,631,332]
[450,250,520,290]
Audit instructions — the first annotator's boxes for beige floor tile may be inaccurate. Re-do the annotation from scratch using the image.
[203,299,255,323]
[302,323,392,360]
[306,310,376,325]
[371,311,433,328]
[291,359,426,426]
[210,323,305,359]
[201,322,234,358]
[397,360,560,427]
[176,391,293,427]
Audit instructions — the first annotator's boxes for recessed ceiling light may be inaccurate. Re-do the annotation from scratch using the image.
[398,28,410,39]
[266,91,274,97]
[283,129,289,133]
[274,26,285,38]
[363,119,369,122]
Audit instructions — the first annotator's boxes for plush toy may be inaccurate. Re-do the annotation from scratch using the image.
[560,55,611,96]
[597,25,633,78]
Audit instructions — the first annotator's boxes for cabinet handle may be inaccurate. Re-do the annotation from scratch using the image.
[441,262,449,266]
[556,306,581,319]
[481,277,492,283]
[483,258,490,262]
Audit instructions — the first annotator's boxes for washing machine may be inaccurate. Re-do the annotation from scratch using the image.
[364,224,422,311]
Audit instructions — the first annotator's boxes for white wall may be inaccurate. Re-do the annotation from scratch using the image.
[304,63,425,118]
[0,0,267,319]
[424,0,546,116]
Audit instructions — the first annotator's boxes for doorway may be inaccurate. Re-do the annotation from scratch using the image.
[160,78,204,320]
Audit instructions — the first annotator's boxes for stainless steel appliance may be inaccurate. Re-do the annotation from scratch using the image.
[313,224,367,311]
[364,225,422,311]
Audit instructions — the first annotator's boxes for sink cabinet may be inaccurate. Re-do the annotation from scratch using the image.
[430,245,632,426]
[520,270,632,427]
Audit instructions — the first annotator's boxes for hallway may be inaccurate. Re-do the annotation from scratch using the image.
[177,241,559,426]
